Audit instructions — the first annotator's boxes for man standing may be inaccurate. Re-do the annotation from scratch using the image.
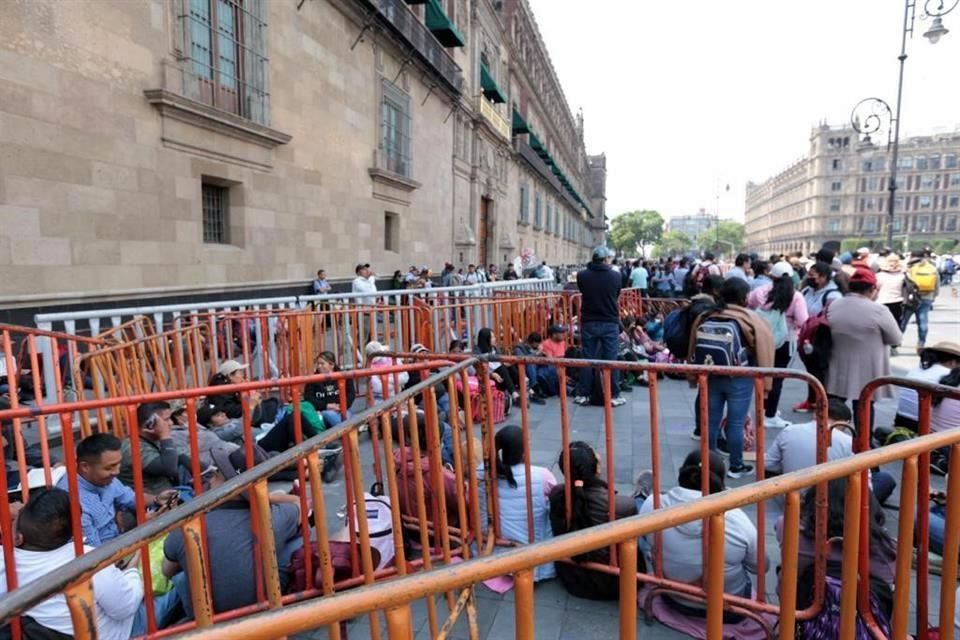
[901,249,940,353]
[403,265,419,286]
[464,264,481,284]
[725,254,753,284]
[575,246,626,407]
[311,269,331,295]
[352,263,378,303]
[671,258,690,295]
[629,260,649,296]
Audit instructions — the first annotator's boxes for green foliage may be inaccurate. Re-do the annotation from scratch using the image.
[705,221,745,254]
[840,238,872,253]
[655,230,695,257]
[608,210,664,257]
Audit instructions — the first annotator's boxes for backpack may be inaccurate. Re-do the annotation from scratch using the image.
[754,307,788,349]
[798,291,835,367]
[692,316,749,367]
[902,276,921,311]
[796,562,892,640]
[664,298,716,359]
[910,262,938,294]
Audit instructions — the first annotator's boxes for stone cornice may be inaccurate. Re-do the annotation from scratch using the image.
[143,89,292,148]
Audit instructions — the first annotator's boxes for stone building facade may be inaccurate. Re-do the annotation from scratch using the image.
[746,124,960,255]
[0,0,601,302]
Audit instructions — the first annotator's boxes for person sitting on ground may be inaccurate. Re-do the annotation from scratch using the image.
[548,441,642,600]
[644,311,665,343]
[392,412,463,530]
[891,342,960,435]
[162,448,302,619]
[119,402,193,494]
[0,488,148,639]
[474,328,527,405]
[304,351,356,427]
[57,433,179,547]
[171,404,239,469]
[205,360,265,425]
[367,341,409,403]
[448,339,465,354]
[639,450,766,638]
[511,333,549,404]
[780,477,896,623]
[479,426,557,581]
[539,324,569,361]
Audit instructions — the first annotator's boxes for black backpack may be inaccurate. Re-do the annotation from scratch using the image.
[663,298,717,359]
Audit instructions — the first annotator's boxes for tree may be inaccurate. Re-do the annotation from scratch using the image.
[705,221,745,255]
[608,210,664,257]
[654,230,694,257]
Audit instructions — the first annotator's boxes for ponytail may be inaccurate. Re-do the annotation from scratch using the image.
[495,425,523,489]
[559,441,606,560]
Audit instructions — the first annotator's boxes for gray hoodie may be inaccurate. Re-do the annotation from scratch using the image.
[639,487,760,597]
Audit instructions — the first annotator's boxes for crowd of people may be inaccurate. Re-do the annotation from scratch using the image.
[2,241,959,639]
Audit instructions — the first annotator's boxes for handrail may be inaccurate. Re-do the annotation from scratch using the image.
[172,427,960,639]
[0,357,481,623]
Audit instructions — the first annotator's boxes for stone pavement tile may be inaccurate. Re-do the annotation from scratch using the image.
[558,606,625,639]
[485,600,564,640]
[637,621,697,639]
[416,591,499,640]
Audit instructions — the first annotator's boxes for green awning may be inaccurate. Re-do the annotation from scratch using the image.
[511,108,530,135]
[426,0,465,48]
[480,63,507,104]
[528,132,545,153]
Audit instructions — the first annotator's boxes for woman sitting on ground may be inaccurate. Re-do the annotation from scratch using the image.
[638,450,767,638]
[393,411,463,531]
[548,441,642,600]
[304,351,356,427]
[778,477,896,622]
[367,341,409,403]
[205,359,265,425]
[480,425,556,581]
[473,328,524,404]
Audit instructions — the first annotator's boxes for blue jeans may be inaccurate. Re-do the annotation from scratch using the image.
[320,410,350,428]
[577,322,620,399]
[132,572,186,633]
[707,376,753,468]
[901,298,933,345]
[525,364,559,396]
[928,503,946,556]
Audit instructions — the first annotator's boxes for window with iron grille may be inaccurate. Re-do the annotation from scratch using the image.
[380,79,412,177]
[179,0,270,124]
[519,183,529,223]
[534,194,542,229]
[202,183,229,244]
[384,212,399,252]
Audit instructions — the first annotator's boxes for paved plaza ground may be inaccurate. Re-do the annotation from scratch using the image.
[300,286,960,639]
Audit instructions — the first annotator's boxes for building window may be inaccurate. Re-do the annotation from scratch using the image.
[921,174,935,189]
[181,0,269,124]
[915,215,930,231]
[895,175,906,189]
[893,196,904,212]
[545,204,552,235]
[946,154,958,169]
[950,196,960,209]
[898,156,913,169]
[874,157,886,172]
[380,80,412,177]
[919,195,932,209]
[947,216,958,231]
[862,160,873,172]
[827,218,841,232]
[831,158,841,170]
[202,182,229,244]
[534,194,542,229]
[930,154,941,170]
[519,183,529,223]
[831,181,842,191]
[829,198,841,212]
[951,174,960,187]
[863,216,877,232]
[867,177,880,192]
[866,197,876,210]
[916,156,928,170]
[384,212,399,252]
[892,217,903,232]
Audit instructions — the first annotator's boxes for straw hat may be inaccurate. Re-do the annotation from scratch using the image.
[923,342,960,361]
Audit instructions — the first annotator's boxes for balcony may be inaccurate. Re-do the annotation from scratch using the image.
[517,138,564,194]
[475,97,511,140]
[361,0,464,93]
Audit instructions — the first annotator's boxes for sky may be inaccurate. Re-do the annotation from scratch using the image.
[527,0,960,223]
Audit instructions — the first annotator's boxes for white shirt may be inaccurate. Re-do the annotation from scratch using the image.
[0,543,143,640]
[464,272,481,284]
[351,275,378,304]
[897,364,951,421]
[765,420,854,475]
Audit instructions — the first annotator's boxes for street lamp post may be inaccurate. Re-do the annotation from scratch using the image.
[850,0,958,249]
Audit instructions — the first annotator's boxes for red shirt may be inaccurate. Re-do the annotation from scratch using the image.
[540,339,567,359]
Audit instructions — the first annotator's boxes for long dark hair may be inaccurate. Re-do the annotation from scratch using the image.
[558,441,606,545]
[677,449,726,494]
[716,277,750,309]
[476,328,494,354]
[800,477,896,558]
[769,272,795,313]
[495,425,523,489]
[934,367,960,407]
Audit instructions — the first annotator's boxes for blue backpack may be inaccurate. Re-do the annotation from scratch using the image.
[692,316,748,367]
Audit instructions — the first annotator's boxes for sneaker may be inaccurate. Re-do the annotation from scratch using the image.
[791,401,812,413]
[931,454,949,476]
[529,394,546,406]
[611,397,627,407]
[574,396,590,406]
[727,464,754,479]
[690,431,700,441]
[764,415,792,428]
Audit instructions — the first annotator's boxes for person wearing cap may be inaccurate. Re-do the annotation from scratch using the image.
[893,342,960,434]
[900,249,941,353]
[206,360,264,426]
[575,246,626,407]
[826,267,902,432]
[351,263,378,304]
[170,403,240,468]
[161,448,302,619]
[747,261,809,428]
[366,340,409,403]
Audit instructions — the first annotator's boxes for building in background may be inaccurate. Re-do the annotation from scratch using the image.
[746,124,960,255]
[666,209,718,243]
[0,0,600,307]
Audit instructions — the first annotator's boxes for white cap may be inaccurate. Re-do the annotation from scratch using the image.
[365,341,386,357]
[771,261,794,279]
[216,360,248,377]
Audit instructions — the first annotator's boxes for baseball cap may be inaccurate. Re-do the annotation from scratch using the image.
[856,247,870,257]
[411,343,429,354]
[849,267,877,287]
[770,261,794,279]
[365,340,386,357]
[355,263,371,274]
[196,403,226,426]
[592,246,612,260]
[216,360,248,377]
[548,324,568,335]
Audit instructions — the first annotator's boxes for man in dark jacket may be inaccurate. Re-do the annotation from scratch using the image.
[575,246,625,407]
